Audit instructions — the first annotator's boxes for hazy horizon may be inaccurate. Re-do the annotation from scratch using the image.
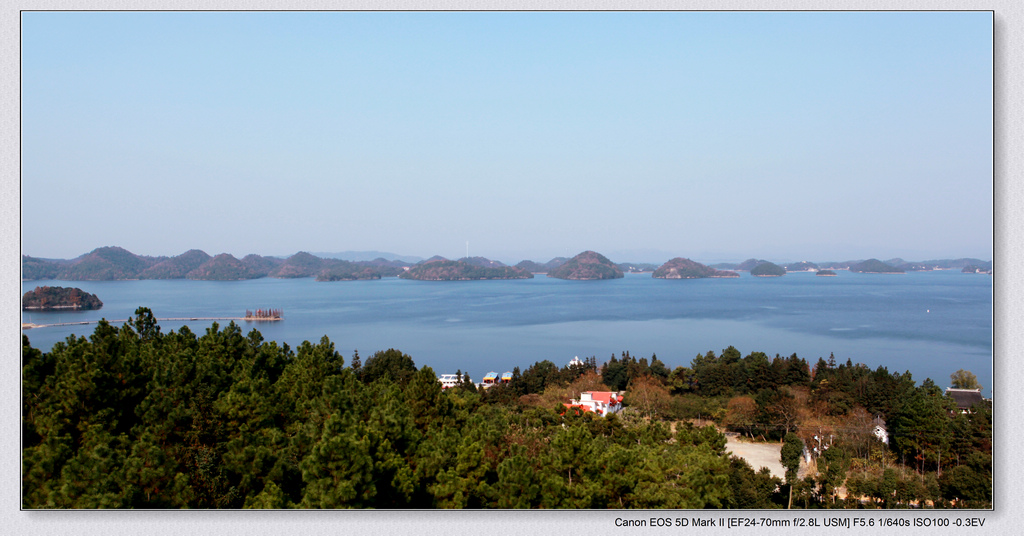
[22,12,993,264]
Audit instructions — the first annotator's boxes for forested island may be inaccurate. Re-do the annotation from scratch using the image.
[23,247,992,282]
[22,286,103,310]
[750,262,787,277]
[21,310,990,509]
[547,251,624,280]
[399,259,533,281]
[22,247,991,282]
[652,258,739,279]
[848,259,905,274]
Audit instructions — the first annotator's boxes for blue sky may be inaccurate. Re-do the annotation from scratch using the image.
[21,11,993,264]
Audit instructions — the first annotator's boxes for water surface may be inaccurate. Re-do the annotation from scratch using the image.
[21,270,993,396]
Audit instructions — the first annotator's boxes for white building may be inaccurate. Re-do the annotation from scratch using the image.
[563,391,624,417]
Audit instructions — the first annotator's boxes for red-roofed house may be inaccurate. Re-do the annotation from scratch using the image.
[563,391,624,417]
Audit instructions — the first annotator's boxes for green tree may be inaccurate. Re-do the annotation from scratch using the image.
[949,369,981,390]
[781,432,804,508]
[359,348,415,385]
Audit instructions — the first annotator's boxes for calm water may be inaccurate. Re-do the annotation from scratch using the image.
[21,270,993,396]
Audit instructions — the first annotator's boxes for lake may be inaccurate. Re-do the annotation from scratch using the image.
[21,270,993,396]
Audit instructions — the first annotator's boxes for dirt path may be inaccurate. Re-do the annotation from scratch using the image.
[724,434,788,480]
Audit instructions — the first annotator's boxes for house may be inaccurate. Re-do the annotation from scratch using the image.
[438,374,462,390]
[568,356,585,368]
[563,391,624,417]
[871,416,889,445]
[945,388,985,413]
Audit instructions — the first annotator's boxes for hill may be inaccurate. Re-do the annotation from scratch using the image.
[458,256,507,268]
[22,286,103,310]
[652,258,739,279]
[736,259,771,271]
[546,251,624,280]
[240,254,284,277]
[352,258,410,277]
[515,257,569,273]
[270,252,326,278]
[399,260,533,281]
[316,260,382,281]
[21,255,63,280]
[139,249,212,279]
[750,262,786,277]
[187,253,262,280]
[57,246,161,280]
[849,259,904,274]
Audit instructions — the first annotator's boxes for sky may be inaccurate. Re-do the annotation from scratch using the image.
[20,11,993,264]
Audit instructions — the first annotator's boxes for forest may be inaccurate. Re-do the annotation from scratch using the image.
[21,309,991,509]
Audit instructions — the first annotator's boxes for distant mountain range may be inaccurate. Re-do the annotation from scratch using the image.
[22,247,993,282]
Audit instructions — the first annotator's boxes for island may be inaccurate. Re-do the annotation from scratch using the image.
[22,286,103,310]
[652,258,739,279]
[316,262,382,281]
[750,262,786,277]
[546,251,624,280]
[815,270,837,277]
[848,259,905,274]
[515,258,569,274]
[399,259,533,281]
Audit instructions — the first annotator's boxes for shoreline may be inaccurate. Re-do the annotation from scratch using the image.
[22,316,283,330]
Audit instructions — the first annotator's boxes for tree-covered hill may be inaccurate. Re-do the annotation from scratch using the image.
[349,258,409,277]
[736,259,771,271]
[240,254,285,277]
[57,246,161,280]
[269,252,327,278]
[653,258,739,279]
[399,260,532,281]
[187,253,263,280]
[21,255,63,280]
[22,286,103,310]
[21,314,991,509]
[515,257,569,273]
[849,259,905,274]
[316,261,382,281]
[750,262,786,277]
[546,251,624,280]
[139,250,213,279]
[20,312,757,509]
[457,256,506,268]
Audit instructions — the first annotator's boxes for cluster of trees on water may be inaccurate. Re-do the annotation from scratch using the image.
[22,286,103,310]
[22,310,990,509]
